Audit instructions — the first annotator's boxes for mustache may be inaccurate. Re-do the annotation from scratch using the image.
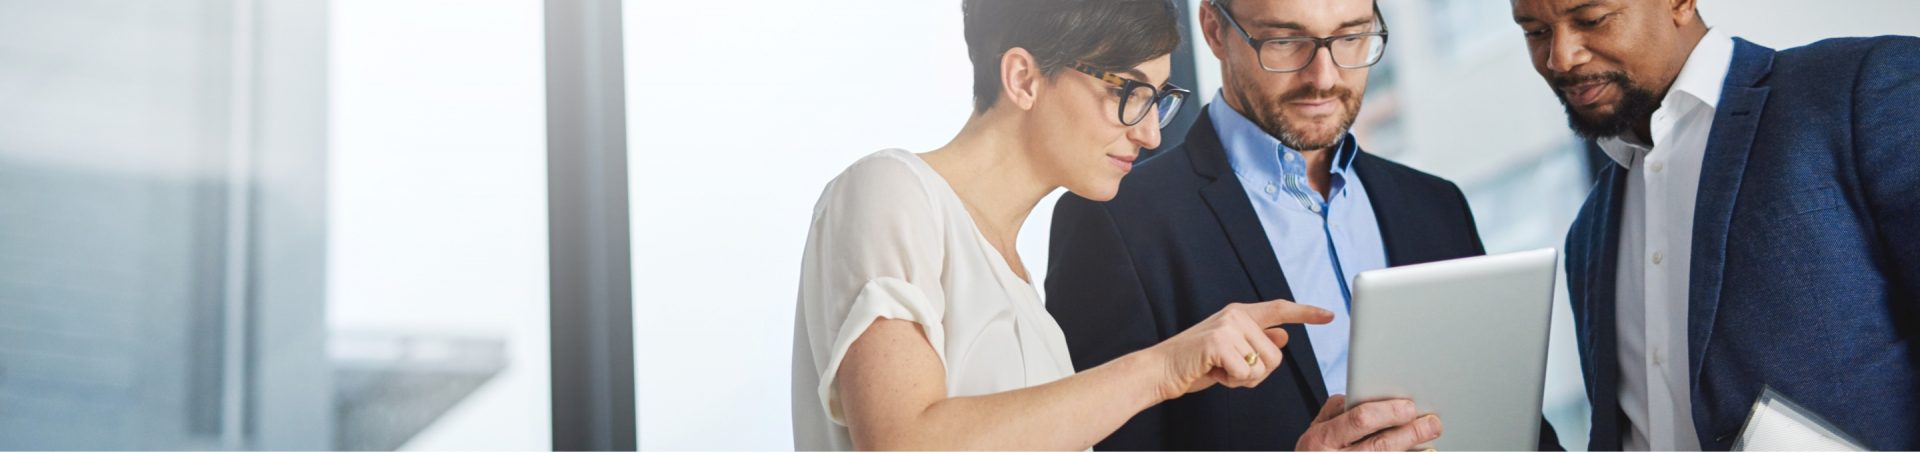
[1550,71,1631,91]
[1279,85,1357,104]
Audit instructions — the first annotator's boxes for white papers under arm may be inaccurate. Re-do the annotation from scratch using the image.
[1732,387,1866,452]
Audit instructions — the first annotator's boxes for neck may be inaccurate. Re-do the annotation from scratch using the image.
[1299,145,1336,198]
[921,111,1057,247]
[1632,25,1711,143]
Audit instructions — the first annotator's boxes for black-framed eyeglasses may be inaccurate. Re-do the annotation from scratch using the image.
[1071,62,1191,128]
[1211,1,1390,73]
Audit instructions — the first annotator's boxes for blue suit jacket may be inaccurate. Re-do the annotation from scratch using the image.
[1565,36,1920,451]
[1046,109,1561,450]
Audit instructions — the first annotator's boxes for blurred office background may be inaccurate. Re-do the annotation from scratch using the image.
[0,0,1914,450]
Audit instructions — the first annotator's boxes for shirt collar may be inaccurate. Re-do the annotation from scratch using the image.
[1598,28,1735,168]
[1673,28,1733,111]
[1209,94,1359,181]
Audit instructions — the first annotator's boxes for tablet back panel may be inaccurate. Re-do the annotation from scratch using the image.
[1345,248,1558,451]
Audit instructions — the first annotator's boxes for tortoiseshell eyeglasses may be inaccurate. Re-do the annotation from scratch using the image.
[1072,62,1191,128]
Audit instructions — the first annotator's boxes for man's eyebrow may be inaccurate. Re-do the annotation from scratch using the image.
[1245,19,1306,31]
[1337,16,1377,30]
[1563,1,1606,15]
[1514,1,1607,23]
[1247,16,1377,33]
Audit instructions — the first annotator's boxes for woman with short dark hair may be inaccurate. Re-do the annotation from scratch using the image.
[792,1,1332,450]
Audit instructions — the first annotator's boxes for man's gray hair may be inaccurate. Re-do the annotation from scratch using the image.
[1212,0,1385,12]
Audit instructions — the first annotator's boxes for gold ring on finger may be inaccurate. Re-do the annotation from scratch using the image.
[1244,352,1260,367]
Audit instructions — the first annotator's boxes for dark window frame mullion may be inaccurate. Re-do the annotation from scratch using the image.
[545,0,638,450]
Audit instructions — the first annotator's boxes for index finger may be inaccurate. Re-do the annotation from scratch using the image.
[1247,299,1334,327]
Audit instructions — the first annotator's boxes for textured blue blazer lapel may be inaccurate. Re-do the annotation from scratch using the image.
[1686,38,1775,425]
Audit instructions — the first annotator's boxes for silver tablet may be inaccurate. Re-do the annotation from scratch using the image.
[1345,248,1558,451]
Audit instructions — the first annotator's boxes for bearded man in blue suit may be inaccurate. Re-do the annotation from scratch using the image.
[1511,0,1920,450]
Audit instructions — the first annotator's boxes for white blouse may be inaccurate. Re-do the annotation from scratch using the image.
[791,149,1077,450]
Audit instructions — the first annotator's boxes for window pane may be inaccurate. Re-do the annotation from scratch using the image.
[0,0,551,449]
[0,2,248,448]
[329,0,550,450]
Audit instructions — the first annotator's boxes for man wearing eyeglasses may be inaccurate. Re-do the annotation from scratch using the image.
[1046,0,1563,450]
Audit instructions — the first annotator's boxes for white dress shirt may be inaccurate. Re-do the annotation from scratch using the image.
[792,150,1076,451]
[1598,28,1733,452]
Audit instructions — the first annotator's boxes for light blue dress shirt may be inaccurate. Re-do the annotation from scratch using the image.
[1209,97,1388,396]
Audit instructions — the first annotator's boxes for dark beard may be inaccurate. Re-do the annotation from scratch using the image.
[1552,71,1663,140]
[1233,84,1360,151]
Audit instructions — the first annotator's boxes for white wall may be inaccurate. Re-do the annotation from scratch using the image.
[1700,0,1920,49]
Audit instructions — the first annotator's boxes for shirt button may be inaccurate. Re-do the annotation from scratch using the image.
[1652,251,1665,265]
[1651,161,1666,173]
[1309,204,1322,214]
[1284,153,1296,162]
[1652,349,1664,367]
[1265,183,1277,194]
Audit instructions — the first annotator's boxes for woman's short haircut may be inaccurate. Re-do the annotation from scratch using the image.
[962,0,1183,114]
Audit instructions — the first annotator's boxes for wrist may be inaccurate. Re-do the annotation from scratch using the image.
[1118,346,1177,405]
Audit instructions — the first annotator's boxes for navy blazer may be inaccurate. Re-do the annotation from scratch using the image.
[1565,36,1920,451]
[1046,108,1561,451]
